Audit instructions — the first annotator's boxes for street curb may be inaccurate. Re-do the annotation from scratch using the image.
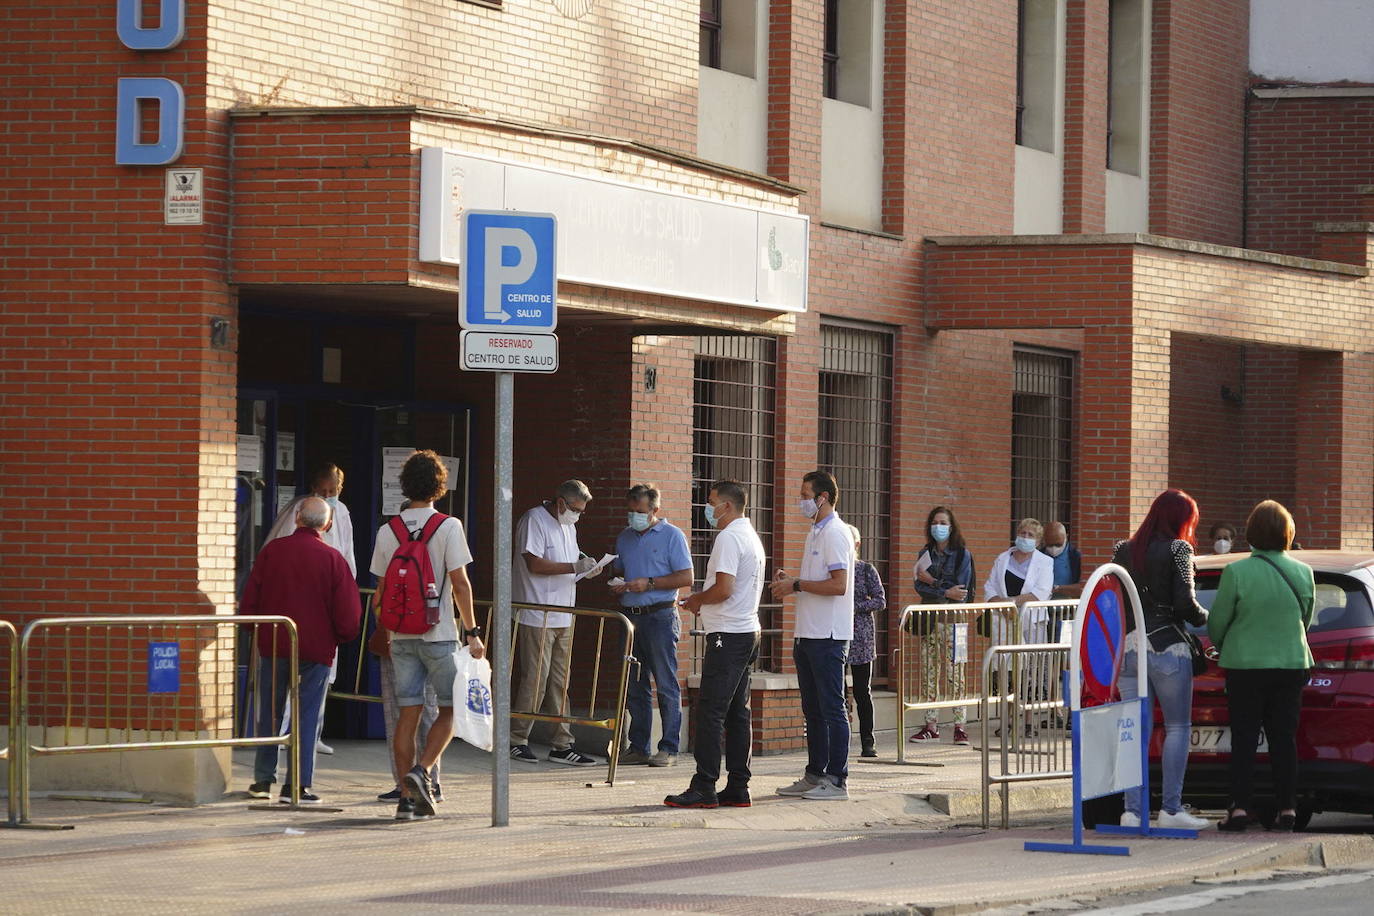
[906,834,1374,915]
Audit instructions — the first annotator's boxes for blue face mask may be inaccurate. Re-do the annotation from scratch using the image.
[1015,536,1038,553]
[930,523,950,542]
[627,511,651,532]
[704,503,719,528]
[799,498,819,519]
[324,496,339,510]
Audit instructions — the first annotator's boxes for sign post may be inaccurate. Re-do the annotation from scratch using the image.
[1024,562,1198,855]
[459,209,558,828]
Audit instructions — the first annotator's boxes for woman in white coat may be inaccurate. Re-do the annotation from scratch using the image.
[984,518,1055,737]
[983,517,1055,637]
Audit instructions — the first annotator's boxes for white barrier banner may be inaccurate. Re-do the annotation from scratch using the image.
[1078,699,1143,799]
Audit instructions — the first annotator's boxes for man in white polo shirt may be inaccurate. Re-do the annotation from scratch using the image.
[664,479,765,809]
[770,469,855,801]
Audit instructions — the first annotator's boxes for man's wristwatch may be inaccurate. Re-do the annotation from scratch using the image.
[464,625,485,641]
[647,577,655,590]
[793,578,802,593]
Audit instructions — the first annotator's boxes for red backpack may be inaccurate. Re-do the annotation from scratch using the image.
[378,513,449,634]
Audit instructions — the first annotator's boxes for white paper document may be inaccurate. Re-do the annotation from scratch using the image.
[575,553,617,582]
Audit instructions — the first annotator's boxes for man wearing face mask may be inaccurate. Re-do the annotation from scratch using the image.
[1040,522,1083,600]
[261,463,356,756]
[509,479,603,766]
[610,484,694,767]
[1209,522,1236,555]
[770,470,856,801]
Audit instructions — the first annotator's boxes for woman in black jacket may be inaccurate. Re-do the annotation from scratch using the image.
[1112,488,1210,831]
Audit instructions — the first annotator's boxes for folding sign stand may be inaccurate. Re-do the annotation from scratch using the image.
[1024,564,1199,856]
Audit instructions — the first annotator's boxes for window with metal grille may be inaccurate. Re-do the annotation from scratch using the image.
[1012,347,1074,535]
[692,335,779,670]
[819,321,893,677]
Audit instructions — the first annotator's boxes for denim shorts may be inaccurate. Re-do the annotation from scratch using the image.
[390,639,458,707]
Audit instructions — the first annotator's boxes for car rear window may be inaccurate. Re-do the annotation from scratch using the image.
[1193,570,1374,634]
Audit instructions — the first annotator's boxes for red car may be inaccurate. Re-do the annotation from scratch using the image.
[1145,550,1374,828]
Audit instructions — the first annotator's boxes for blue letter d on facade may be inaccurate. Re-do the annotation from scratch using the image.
[116,78,185,166]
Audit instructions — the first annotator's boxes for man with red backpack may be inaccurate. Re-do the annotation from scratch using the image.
[369,450,484,821]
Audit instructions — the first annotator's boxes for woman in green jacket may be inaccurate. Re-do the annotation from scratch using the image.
[1207,500,1315,832]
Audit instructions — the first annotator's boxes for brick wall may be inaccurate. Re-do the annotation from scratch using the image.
[1148,0,1249,246]
[1246,95,1374,260]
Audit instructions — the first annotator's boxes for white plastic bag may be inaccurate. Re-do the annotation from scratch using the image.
[452,646,494,752]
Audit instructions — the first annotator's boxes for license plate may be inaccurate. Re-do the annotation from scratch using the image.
[1189,726,1269,754]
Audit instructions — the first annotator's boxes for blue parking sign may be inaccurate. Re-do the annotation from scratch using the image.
[460,210,557,332]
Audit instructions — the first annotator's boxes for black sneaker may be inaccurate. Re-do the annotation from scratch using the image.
[664,787,719,808]
[404,766,436,818]
[548,747,597,767]
[510,744,538,764]
[377,788,402,802]
[431,781,444,803]
[279,789,321,804]
[717,787,752,807]
[395,797,416,821]
[247,782,272,799]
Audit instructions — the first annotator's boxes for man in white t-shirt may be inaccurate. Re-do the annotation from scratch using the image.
[369,450,483,822]
[770,470,855,801]
[664,479,765,809]
[509,479,603,766]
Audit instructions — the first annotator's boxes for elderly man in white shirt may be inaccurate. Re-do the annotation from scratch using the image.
[508,479,604,767]
[770,470,856,801]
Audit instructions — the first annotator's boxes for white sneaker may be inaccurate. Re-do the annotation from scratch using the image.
[1118,811,1141,828]
[316,742,335,756]
[776,775,821,797]
[1157,809,1209,830]
[801,777,849,801]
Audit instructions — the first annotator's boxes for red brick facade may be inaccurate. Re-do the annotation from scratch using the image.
[4,1,1374,785]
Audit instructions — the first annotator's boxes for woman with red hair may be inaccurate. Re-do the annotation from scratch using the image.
[1111,489,1211,830]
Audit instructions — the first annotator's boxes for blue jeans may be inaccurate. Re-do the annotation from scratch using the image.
[1119,648,1193,816]
[794,637,849,786]
[254,658,329,790]
[626,606,682,755]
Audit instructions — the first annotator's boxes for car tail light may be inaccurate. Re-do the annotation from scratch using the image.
[1312,637,1374,671]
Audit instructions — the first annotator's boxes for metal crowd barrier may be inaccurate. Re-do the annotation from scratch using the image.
[485,599,636,785]
[330,594,636,785]
[2,620,16,826]
[893,601,1019,763]
[10,615,301,827]
[980,641,1073,828]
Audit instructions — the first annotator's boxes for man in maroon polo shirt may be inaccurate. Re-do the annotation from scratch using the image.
[241,496,361,804]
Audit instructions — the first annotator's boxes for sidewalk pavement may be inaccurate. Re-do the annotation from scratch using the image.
[3,734,1371,914]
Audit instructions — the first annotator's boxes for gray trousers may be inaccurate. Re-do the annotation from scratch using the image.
[510,623,575,750]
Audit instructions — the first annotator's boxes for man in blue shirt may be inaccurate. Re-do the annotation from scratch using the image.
[1041,521,1082,599]
[611,484,694,767]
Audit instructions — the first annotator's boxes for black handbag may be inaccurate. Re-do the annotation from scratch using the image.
[1172,623,1208,676]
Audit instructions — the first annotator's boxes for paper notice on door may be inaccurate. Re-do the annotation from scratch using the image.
[575,553,618,582]
[237,435,263,474]
[276,432,295,472]
[440,455,460,493]
[380,447,413,515]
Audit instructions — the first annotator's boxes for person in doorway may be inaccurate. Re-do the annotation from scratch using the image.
[1111,488,1210,831]
[771,470,856,801]
[664,479,765,808]
[1207,500,1314,832]
[909,505,975,745]
[611,484,694,768]
[370,450,484,821]
[242,496,361,804]
[263,462,356,755]
[509,480,604,767]
[370,500,442,803]
[847,525,885,758]
[1209,522,1236,555]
